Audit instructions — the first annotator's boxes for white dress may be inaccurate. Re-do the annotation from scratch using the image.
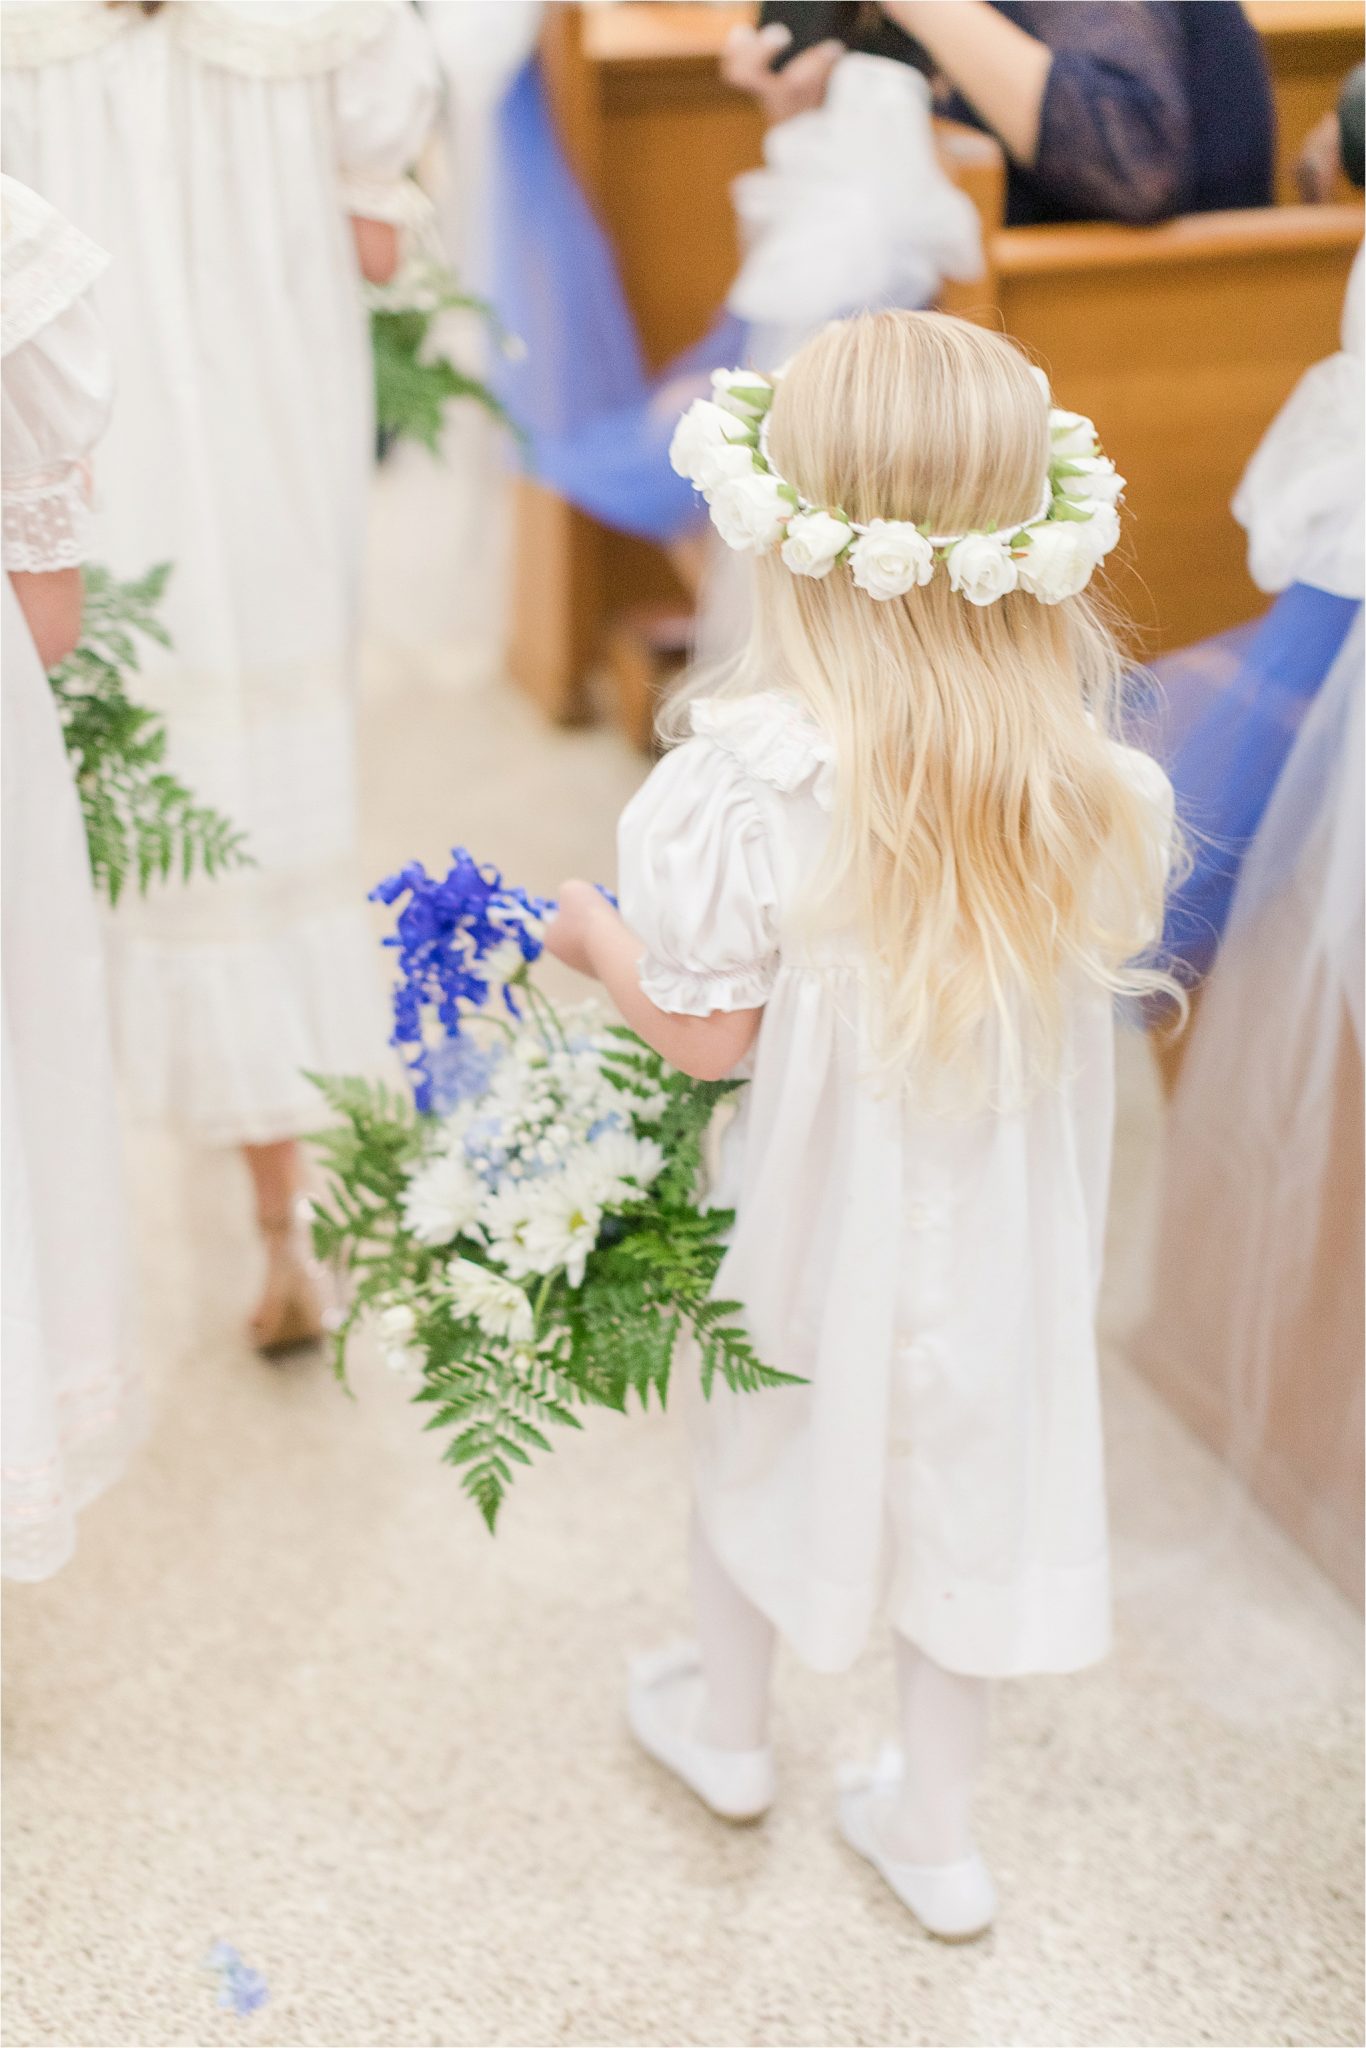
[2,174,142,1581]
[1,0,438,1143]
[618,692,1173,1678]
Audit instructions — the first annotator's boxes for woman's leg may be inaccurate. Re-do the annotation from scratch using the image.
[243,1138,301,1232]
[242,1139,321,1349]
[690,1504,777,1751]
[883,1634,990,1864]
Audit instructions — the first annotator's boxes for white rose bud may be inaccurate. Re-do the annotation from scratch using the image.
[945,531,1020,606]
[710,368,772,420]
[709,472,792,554]
[1061,499,1121,564]
[1048,408,1098,463]
[848,520,936,600]
[1056,454,1124,506]
[1015,521,1095,604]
[780,509,851,579]
[668,399,748,491]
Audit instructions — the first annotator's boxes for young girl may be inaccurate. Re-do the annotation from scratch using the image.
[545,310,1176,1939]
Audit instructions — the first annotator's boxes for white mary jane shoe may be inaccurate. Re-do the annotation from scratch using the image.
[836,1744,997,1941]
[626,1642,776,1822]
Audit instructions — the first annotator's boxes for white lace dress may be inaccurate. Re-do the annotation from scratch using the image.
[2,174,142,1581]
[1,0,438,1143]
[618,692,1173,1678]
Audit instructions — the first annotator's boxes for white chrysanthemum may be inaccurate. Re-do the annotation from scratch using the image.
[781,510,851,579]
[446,1258,534,1343]
[848,520,935,599]
[475,937,527,985]
[584,1128,666,1204]
[517,1164,604,1288]
[945,531,1020,606]
[402,1151,482,1245]
[477,1180,532,1237]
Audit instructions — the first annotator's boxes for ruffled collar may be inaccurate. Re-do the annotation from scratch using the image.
[689,692,836,810]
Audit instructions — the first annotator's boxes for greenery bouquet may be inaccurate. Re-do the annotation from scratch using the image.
[308,852,793,1527]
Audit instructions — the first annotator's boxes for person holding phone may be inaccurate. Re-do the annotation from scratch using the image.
[725,1,1275,227]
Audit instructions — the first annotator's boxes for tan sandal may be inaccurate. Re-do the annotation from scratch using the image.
[249,1206,325,1358]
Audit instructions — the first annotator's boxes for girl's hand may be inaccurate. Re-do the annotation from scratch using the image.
[542,879,614,979]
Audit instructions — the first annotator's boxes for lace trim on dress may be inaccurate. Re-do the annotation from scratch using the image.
[1,181,109,359]
[0,2,130,70]
[1,464,91,573]
[690,692,837,810]
[171,0,395,79]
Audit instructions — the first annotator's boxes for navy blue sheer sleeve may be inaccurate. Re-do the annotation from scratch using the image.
[941,1,1275,227]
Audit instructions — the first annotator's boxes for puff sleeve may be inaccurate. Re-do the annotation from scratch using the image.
[332,2,440,227]
[618,739,781,1018]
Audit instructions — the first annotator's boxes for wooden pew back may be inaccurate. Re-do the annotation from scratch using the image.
[939,177,1363,650]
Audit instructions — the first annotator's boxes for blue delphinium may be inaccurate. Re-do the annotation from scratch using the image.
[204,1943,269,2019]
[369,849,552,1112]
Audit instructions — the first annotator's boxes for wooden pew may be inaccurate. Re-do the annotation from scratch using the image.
[509,4,1362,721]
[939,175,1363,651]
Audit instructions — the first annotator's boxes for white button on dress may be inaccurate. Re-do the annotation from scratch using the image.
[618,690,1174,1680]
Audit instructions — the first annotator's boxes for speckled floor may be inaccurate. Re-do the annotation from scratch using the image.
[3,454,1362,2048]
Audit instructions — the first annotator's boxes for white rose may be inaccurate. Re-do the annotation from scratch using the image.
[1048,408,1098,463]
[668,399,749,490]
[848,520,936,600]
[780,510,851,579]
[710,367,772,421]
[945,531,1019,606]
[709,472,791,554]
[446,1257,534,1343]
[694,436,759,500]
[1027,365,1051,402]
[1015,521,1095,604]
[402,1151,482,1245]
[1056,454,1124,506]
[1072,498,1121,560]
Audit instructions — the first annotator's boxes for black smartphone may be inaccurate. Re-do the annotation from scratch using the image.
[757,2,860,69]
[756,2,931,78]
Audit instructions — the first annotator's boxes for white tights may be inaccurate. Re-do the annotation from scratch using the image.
[689,1507,989,1865]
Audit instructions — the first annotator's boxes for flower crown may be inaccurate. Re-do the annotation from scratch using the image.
[668,366,1124,606]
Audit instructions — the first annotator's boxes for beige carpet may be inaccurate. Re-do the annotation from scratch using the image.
[3,458,1362,2048]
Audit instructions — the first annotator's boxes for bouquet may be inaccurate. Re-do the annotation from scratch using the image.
[49,563,251,905]
[308,852,794,1528]
[369,256,523,456]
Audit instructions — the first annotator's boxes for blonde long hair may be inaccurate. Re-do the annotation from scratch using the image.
[663,310,1182,1106]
